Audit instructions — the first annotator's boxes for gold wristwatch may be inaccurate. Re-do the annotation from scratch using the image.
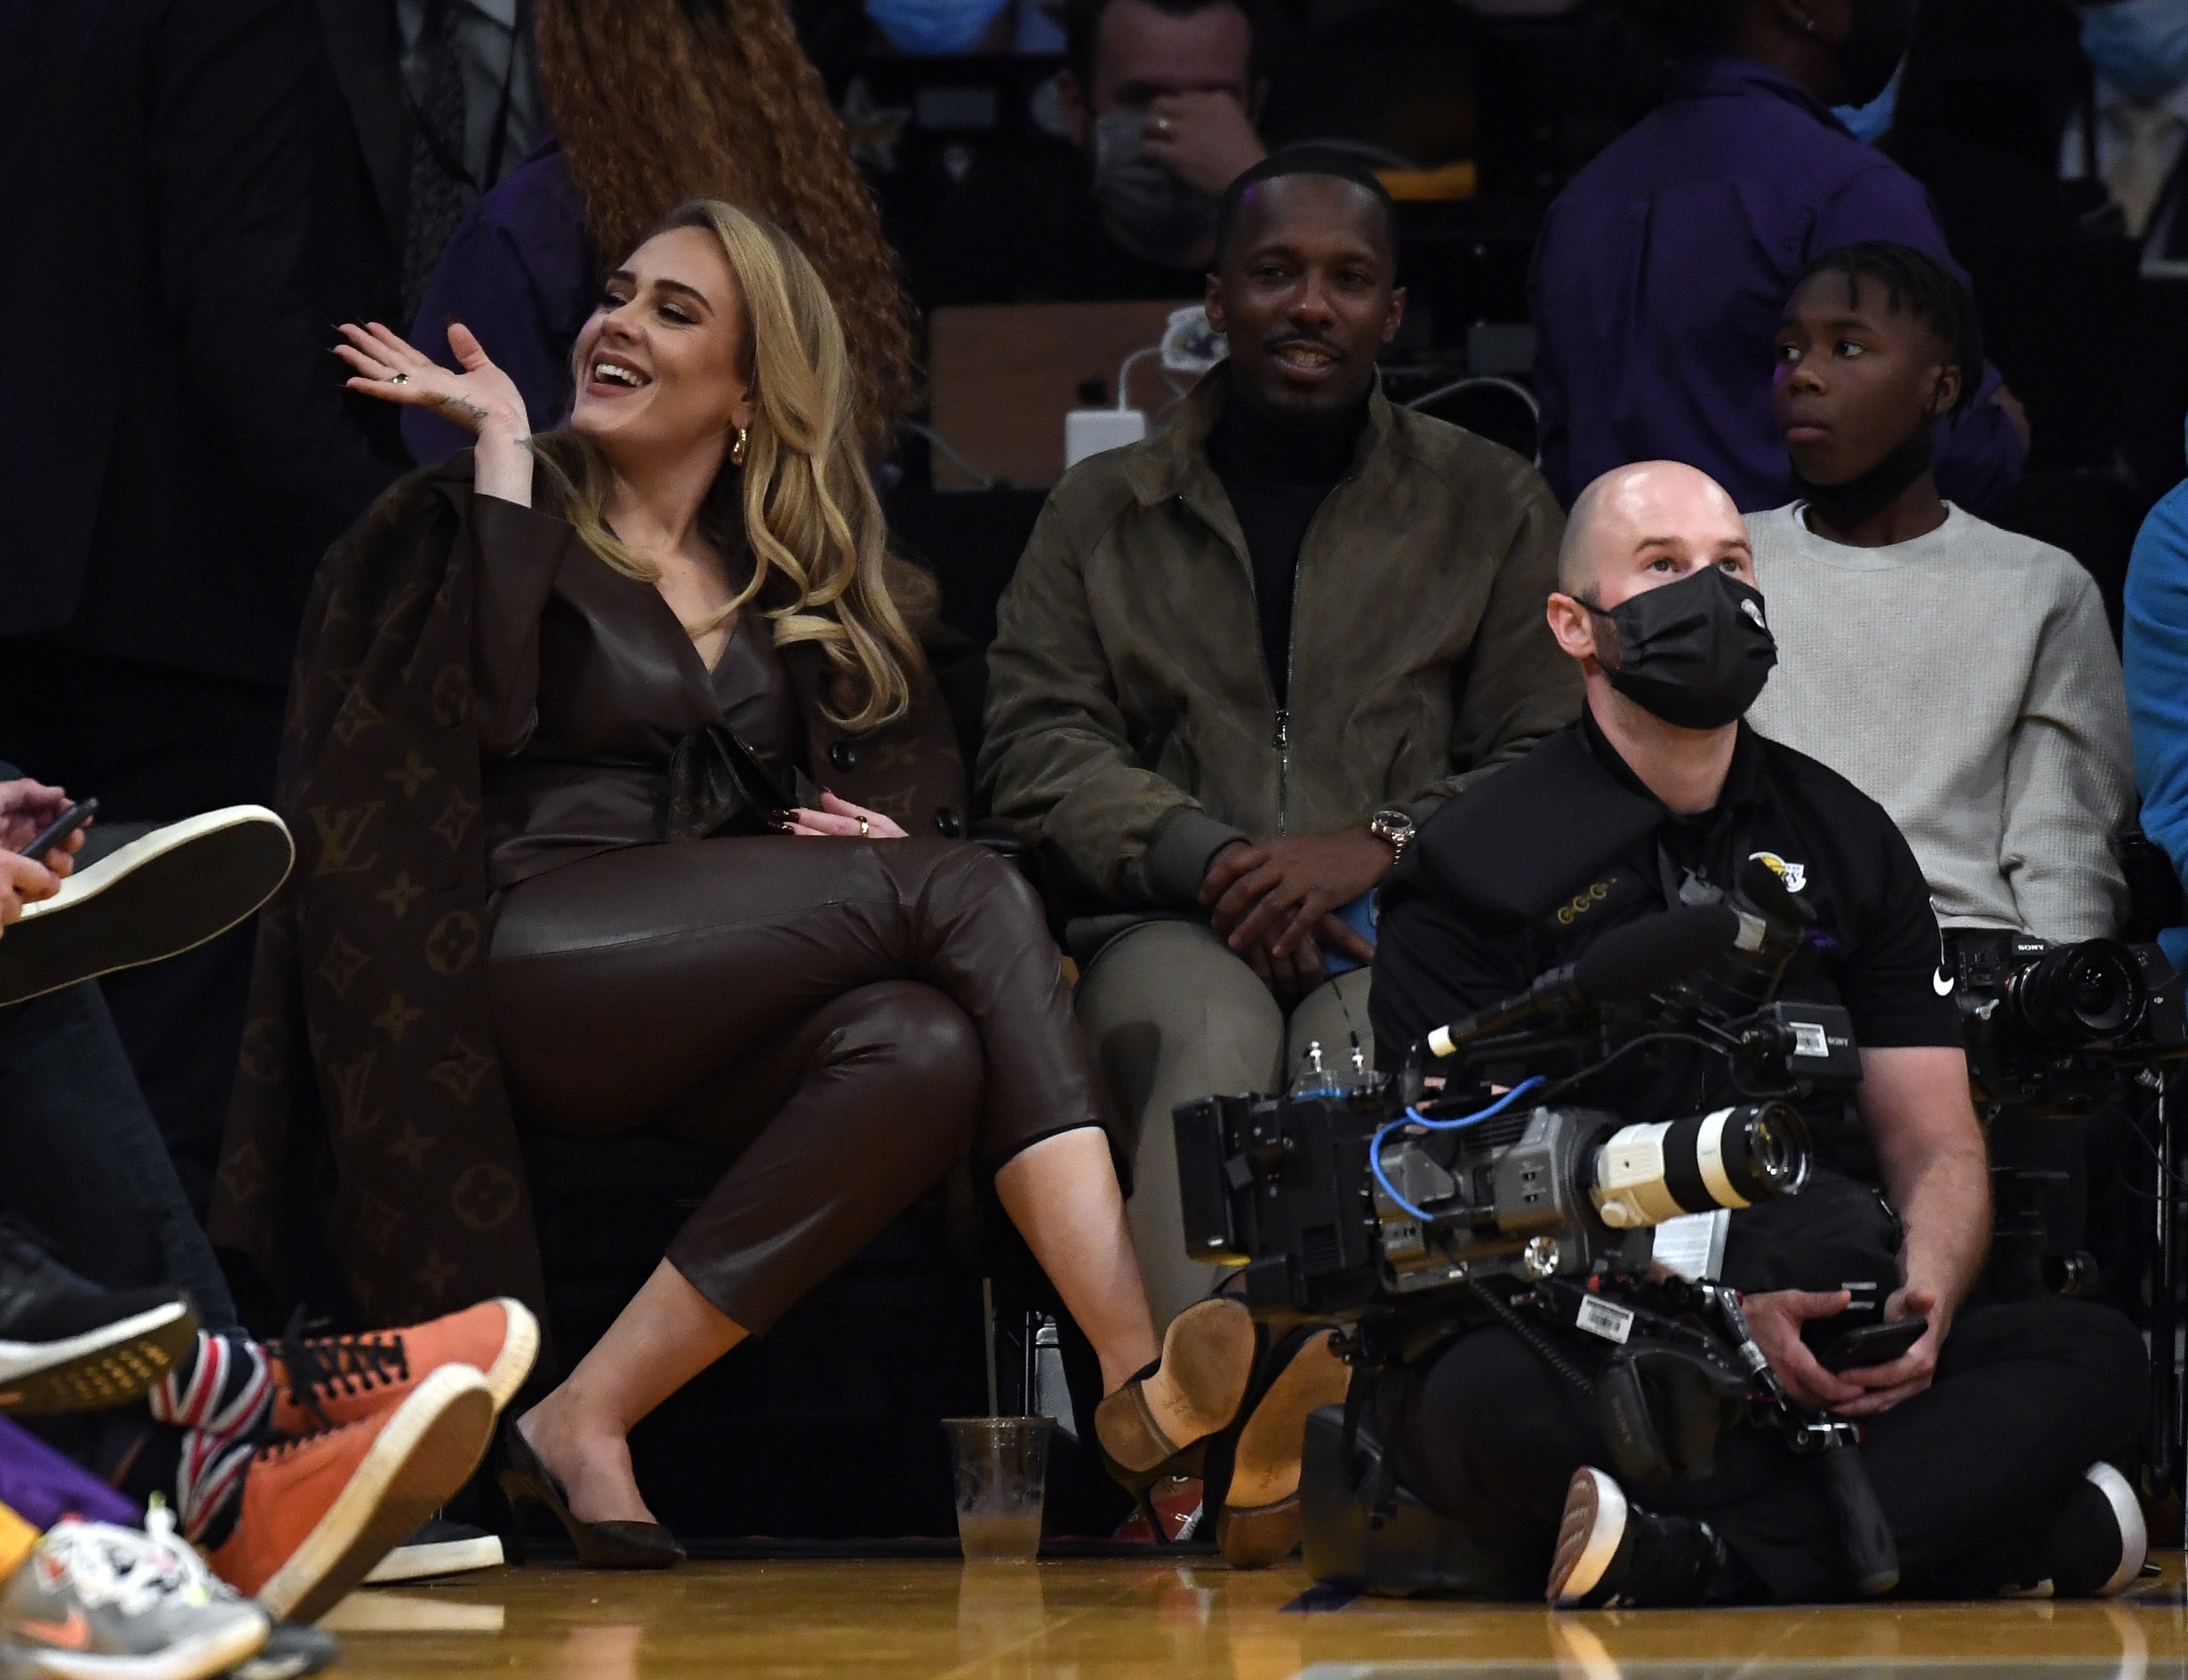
[1368,809,1416,862]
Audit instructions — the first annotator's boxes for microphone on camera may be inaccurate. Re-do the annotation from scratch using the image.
[1736,856,1815,928]
[1424,902,1742,1059]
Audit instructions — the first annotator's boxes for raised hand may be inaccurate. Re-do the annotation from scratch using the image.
[333,321,535,504]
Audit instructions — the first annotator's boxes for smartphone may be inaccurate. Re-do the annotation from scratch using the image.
[1818,1315,1927,1373]
[19,798,96,865]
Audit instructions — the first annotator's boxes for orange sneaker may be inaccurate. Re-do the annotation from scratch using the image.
[212,1364,496,1624]
[268,1299,537,1437]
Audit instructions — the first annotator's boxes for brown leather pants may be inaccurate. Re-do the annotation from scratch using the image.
[486,836,1114,1333]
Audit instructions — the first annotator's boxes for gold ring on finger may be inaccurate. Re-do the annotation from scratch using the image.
[858,816,870,837]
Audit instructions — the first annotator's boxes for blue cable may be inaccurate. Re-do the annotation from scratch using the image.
[1368,1076,1548,1224]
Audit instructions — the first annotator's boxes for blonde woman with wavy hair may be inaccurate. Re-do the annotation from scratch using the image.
[334,203,1184,1563]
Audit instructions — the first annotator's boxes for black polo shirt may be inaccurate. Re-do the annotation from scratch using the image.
[1370,706,1961,1146]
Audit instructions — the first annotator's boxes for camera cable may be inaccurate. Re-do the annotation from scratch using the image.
[1369,1077,1547,1223]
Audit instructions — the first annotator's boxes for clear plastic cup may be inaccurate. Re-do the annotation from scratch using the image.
[942,1416,1052,1561]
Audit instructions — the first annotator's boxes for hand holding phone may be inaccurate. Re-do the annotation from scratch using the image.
[18,799,96,866]
[1817,1315,1928,1374]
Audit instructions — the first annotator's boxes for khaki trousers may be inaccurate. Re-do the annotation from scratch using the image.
[1074,919,1374,1329]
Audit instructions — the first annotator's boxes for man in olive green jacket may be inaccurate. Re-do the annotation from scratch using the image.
[979,151,1578,1323]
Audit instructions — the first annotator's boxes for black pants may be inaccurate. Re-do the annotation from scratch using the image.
[0,648,284,1213]
[0,981,238,1331]
[1395,1298,2148,1602]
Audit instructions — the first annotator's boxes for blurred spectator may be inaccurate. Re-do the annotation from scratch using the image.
[1530,0,2029,514]
[2123,419,2188,966]
[318,1,549,323]
[0,0,409,1205]
[403,0,914,463]
[2067,0,2188,265]
[2062,0,2188,502]
[913,0,1266,306]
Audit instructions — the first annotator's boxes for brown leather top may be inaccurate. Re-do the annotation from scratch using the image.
[470,494,803,890]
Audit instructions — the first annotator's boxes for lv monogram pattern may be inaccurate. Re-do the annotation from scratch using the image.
[211,470,548,1326]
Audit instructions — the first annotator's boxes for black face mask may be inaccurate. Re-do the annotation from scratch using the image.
[1791,424,1934,532]
[1832,0,1916,109]
[1589,567,1779,730]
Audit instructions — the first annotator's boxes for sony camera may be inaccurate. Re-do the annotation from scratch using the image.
[1945,929,2188,1115]
[1175,1086,1815,1321]
[1173,892,1858,1325]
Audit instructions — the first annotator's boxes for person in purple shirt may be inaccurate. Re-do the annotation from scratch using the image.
[1529,0,2029,514]
[402,135,593,466]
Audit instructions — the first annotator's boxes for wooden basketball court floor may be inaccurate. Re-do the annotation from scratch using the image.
[314,1552,2188,1679]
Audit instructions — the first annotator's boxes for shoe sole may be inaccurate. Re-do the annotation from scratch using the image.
[0,1300,200,1414]
[0,809,292,1009]
[255,1367,497,1626]
[1548,1466,1628,1607]
[2088,1462,2147,1597]
[481,1300,540,1415]
[362,1531,505,1584]
[12,1609,269,1680]
[1095,1299,1256,1475]
[1226,1331,1351,1509]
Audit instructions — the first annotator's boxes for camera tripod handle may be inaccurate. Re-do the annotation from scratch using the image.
[1818,1433,1901,1597]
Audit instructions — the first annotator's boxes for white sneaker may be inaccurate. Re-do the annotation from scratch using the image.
[362,1519,504,1584]
[0,1505,271,1679]
[0,807,292,1007]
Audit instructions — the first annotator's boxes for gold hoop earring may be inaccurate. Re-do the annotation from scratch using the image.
[732,427,748,466]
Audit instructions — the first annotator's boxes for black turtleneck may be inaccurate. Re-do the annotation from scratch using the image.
[1206,381,1370,704]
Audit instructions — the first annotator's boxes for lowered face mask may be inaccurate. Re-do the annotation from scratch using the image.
[864,0,1009,55]
[1588,567,1779,731]
[2081,0,2188,101]
[1092,111,1221,266]
[1833,0,1916,110]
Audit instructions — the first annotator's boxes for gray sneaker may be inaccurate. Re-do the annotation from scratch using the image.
[0,1506,270,1679]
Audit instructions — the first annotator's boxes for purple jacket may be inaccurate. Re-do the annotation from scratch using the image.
[0,1418,139,1532]
[1529,57,2024,513]
[404,137,597,466]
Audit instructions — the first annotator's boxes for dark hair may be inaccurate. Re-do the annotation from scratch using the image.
[1064,0,1256,100]
[1213,144,1400,268]
[1621,0,1741,57]
[1787,241,1985,415]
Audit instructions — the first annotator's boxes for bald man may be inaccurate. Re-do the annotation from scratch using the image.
[1358,462,2149,1608]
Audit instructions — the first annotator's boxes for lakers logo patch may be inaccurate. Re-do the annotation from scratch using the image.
[1748,852,1807,894]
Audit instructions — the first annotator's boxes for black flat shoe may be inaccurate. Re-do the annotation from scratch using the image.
[498,1420,686,1570]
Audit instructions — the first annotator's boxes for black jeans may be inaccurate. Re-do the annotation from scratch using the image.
[0,653,285,1213]
[0,981,238,1331]
[1395,1297,2148,1602]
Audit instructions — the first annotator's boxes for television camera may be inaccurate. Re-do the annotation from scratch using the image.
[1172,870,1903,1595]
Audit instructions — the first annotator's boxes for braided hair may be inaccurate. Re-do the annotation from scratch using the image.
[1788,241,1985,414]
[536,0,916,446]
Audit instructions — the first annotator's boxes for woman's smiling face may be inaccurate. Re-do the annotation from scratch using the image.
[570,225,756,462]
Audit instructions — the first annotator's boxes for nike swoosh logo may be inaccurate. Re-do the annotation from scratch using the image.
[18,1607,90,1649]
[1933,968,1955,996]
